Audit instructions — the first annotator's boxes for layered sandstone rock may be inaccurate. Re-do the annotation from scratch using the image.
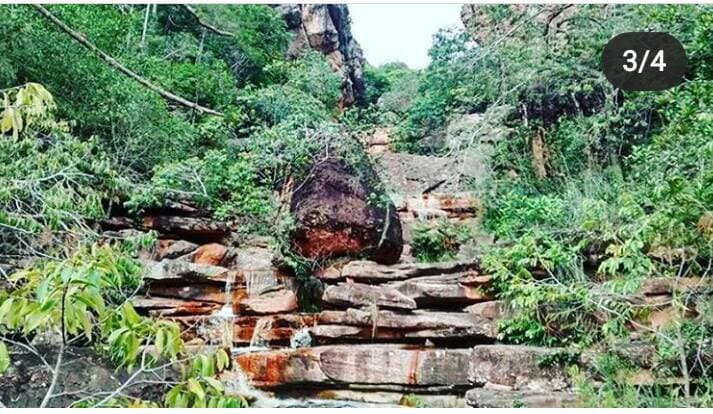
[469,345,574,391]
[465,388,580,408]
[337,259,479,283]
[231,345,471,390]
[275,4,365,108]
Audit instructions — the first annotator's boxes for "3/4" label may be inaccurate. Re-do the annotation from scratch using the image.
[602,32,687,91]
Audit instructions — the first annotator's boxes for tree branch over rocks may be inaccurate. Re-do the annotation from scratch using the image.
[31,4,224,117]
[182,5,235,37]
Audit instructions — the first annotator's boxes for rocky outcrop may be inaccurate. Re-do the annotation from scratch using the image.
[291,159,403,265]
[231,345,471,390]
[469,345,574,391]
[276,4,365,108]
[100,184,709,407]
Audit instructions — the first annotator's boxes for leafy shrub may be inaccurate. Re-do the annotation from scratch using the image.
[127,149,274,233]
[411,219,471,262]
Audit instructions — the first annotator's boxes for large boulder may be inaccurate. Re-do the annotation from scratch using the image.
[290,159,403,264]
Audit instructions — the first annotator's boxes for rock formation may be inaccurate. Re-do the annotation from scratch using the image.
[290,158,403,265]
[275,4,366,108]
[90,143,710,407]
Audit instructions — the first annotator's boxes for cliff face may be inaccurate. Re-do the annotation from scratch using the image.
[275,4,366,108]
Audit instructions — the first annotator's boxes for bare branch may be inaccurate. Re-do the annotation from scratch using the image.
[182,5,235,37]
[40,341,65,408]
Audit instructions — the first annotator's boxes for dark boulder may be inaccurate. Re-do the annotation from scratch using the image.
[290,158,402,265]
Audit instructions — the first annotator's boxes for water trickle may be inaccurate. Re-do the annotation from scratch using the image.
[245,270,279,297]
[199,270,237,347]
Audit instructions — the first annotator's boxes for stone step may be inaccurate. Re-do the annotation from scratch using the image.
[171,314,317,346]
[387,275,493,307]
[316,309,500,342]
[469,345,574,391]
[131,296,221,316]
[322,283,417,310]
[231,345,472,390]
[465,388,579,408]
[141,215,232,240]
[329,259,481,283]
[321,278,492,310]
[143,259,231,283]
[168,303,505,346]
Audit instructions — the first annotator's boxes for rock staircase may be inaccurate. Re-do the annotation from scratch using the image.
[112,130,710,407]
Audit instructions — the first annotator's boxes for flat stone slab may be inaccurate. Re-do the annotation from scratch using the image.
[469,345,574,391]
[142,215,231,239]
[239,289,299,315]
[233,345,471,389]
[146,282,247,305]
[310,309,498,343]
[156,239,199,260]
[387,277,493,307]
[322,283,417,310]
[337,260,479,283]
[131,296,220,316]
[318,309,498,337]
[143,259,231,283]
[172,314,317,345]
[465,388,579,408]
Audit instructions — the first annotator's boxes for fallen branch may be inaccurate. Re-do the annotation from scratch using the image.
[182,5,234,37]
[31,4,223,117]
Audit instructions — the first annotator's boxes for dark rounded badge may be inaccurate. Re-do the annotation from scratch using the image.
[602,32,687,91]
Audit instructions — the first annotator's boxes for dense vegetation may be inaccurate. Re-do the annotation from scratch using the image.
[0,3,710,408]
[362,4,711,406]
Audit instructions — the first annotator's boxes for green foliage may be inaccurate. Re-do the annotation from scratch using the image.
[393,28,498,152]
[237,52,341,130]
[400,393,427,408]
[1,82,56,139]
[173,4,290,85]
[128,149,274,233]
[572,353,713,407]
[411,219,471,262]
[0,243,145,355]
[0,241,247,407]
[163,349,247,408]
[0,342,9,374]
[0,84,124,260]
